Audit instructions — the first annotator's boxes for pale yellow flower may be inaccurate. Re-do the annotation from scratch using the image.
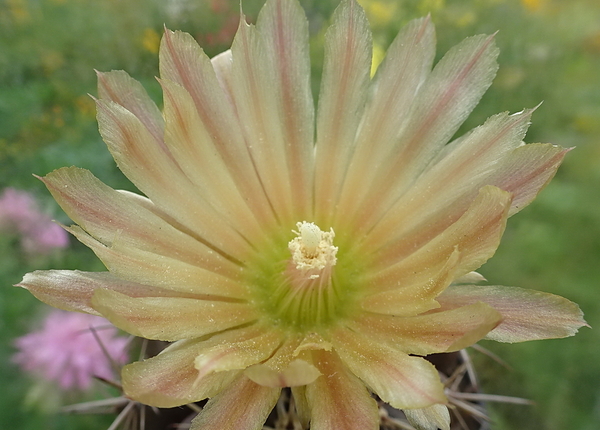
[19,1,586,429]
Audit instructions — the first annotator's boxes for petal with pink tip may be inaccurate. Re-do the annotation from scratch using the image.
[313,0,372,224]
[332,330,446,409]
[97,70,164,146]
[189,375,280,430]
[96,98,252,259]
[42,167,241,276]
[336,16,435,229]
[488,142,569,215]
[369,109,533,246]
[369,185,512,287]
[230,0,314,221]
[437,285,587,343]
[305,350,379,430]
[91,289,256,341]
[351,302,501,355]
[159,30,277,227]
[404,404,451,430]
[17,270,188,315]
[340,32,498,232]
[160,79,266,236]
[122,339,239,408]
[64,225,249,299]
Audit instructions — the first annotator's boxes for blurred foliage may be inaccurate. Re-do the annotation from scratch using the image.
[1,0,599,429]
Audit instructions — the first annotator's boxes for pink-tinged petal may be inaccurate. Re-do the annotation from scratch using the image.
[42,167,242,277]
[16,270,203,315]
[159,30,278,228]
[189,375,280,430]
[339,32,498,234]
[313,0,372,224]
[361,248,459,316]
[63,225,249,299]
[336,16,435,231]
[122,339,239,408]
[332,329,446,409]
[369,186,512,286]
[291,386,310,429]
[160,79,266,237]
[193,327,283,380]
[305,350,379,430]
[352,302,501,355]
[91,289,256,341]
[96,98,253,261]
[404,404,451,430]
[488,142,569,215]
[437,285,588,343]
[371,109,533,245]
[97,70,164,146]
[230,0,314,222]
[245,359,321,388]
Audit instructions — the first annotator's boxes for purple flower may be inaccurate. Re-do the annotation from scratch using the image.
[0,188,68,254]
[13,310,129,391]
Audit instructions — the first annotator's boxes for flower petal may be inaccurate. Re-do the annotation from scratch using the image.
[332,329,446,409]
[369,109,533,244]
[17,270,180,315]
[65,225,249,299]
[305,350,379,430]
[91,289,257,341]
[361,248,459,316]
[336,16,435,230]
[488,142,569,215]
[437,285,588,343]
[313,0,372,224]
[369,185,512,287]
[160,78,267,237]
[122,339,238,408]
[193,327,283,379]
[96,98,252,260]
[159,30,277,228]
[97,70,164,147]
[42,167,241,276]
[352,302,502,355]
[404,404,451,430]
[189,375,280,430]
[230,0,314,222]
[245,358,321,388]
[339,31,499,233]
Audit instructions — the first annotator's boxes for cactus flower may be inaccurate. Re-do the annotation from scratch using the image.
[18,0,586,429]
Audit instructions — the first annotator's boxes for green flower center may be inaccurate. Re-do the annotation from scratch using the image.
[249,222,362,333]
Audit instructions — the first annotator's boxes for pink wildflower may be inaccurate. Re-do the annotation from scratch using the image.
[0,188,68,254]
[13,310,129,391]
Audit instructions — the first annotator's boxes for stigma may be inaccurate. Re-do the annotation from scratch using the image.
[288,221,338,280]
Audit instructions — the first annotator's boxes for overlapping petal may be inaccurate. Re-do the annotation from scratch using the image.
[437,285,587,342]
[122,339,238,408]
[335,15,435,231]
[332,329,446,409]
[189,375,281,430]
[313,0,372,225]
[305,350,379,430]
[91,289,257,341]
[352,302,502,355]
[229,0,314,222]
[159,30,278,229]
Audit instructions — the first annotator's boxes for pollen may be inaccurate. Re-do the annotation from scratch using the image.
[289,221,338,277]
